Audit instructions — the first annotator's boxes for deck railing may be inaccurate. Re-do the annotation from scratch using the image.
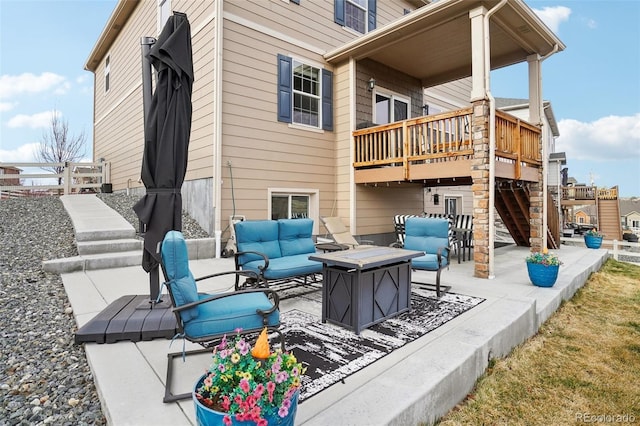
[560,186,618,201]
[0,161,111,197]
[353,108,541,178]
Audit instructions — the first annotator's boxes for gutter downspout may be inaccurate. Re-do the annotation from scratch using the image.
[484,0,507,279]
[213,0,224,257]
[538,44,559,251]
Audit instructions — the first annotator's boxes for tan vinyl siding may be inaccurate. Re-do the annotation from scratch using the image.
[225,0,412,52]
[93,1,155,191]
[333,61,352,225]
[93,1,215,189]
[424,77,473,110]
[219,19,335,226]
[356,185,424,235]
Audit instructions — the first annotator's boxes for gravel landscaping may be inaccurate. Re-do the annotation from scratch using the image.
[0,194,208,425]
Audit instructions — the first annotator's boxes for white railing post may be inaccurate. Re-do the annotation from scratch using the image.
[63,162,72,195]
[613,239,619,261]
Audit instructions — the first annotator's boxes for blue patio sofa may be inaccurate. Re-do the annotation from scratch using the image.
[233,219,323,289]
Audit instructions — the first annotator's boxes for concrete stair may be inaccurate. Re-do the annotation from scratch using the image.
[77,238,142,256]
[43,194,217,274]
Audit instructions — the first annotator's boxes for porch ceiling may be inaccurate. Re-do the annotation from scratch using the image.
[325,0,565,88]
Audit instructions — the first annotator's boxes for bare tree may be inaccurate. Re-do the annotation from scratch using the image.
[37,109,86,185]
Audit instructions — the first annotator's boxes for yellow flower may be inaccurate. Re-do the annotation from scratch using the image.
[542,247,548,254]
[230,353,240,364]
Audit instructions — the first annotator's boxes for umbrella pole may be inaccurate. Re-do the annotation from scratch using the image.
[140,35,167,309]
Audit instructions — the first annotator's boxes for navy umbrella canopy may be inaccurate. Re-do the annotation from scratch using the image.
[134,12,194,300]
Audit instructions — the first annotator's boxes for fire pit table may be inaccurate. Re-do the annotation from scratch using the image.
[309,246,423,334]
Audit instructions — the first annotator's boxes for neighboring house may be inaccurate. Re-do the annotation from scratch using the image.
[620,198,640,230]
[85,0,564,279]
[574,207,595,225]
[0,165,21,186]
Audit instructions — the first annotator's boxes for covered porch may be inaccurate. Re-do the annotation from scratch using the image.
[325,0,564,278]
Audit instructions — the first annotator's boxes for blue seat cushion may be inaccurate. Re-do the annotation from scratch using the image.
[183,292,280,339]
[404,218,450,254]
[161,231,199,322]
[235,220,282,265]
[411,253,448,271]
[242,254,322,280]
[278,219,316,256]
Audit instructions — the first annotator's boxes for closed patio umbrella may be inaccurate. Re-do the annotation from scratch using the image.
[134,12,193,304]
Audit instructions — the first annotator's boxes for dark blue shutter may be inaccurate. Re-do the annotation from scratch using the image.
[291,0,300,4]
[368,0,376,31]
[322,69,333,131]
[334,0,345,26]
[277,54,292,123]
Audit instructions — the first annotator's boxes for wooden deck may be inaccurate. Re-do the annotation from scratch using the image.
[74,295,178,344]
[352,109,542,185]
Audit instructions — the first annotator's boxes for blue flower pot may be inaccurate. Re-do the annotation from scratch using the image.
[584,235,603,249]
[526,262,559,287]
[193,375,299,426]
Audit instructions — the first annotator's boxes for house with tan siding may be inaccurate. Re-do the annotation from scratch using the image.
[85,0,564,278]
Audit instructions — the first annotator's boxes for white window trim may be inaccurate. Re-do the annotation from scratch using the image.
[291,58,323,130]
[268,188,320,234]
[104,55,110,94]
[373,87,411,124]
[158,0,171,33]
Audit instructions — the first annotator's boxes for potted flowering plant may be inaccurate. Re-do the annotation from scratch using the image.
[584,228,604,249]
[525,248,562,287]
[193,328,305,426]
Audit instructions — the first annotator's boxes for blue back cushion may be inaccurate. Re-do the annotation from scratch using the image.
[235,220,282,265]
[161,231,199,322]
[278,219,316,256]
[404,217,450,254]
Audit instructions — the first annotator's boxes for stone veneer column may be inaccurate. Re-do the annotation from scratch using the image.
[529,158,544,252]
[471,100,490,278]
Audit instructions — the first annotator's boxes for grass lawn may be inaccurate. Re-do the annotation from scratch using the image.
[437,259,640,425]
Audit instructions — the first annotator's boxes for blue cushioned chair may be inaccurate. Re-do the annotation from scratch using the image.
[403,217,452,297]
[160,230,282,402]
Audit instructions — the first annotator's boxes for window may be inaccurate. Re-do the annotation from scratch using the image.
[277,55,333,131]
[159,0,171,30]
[445,196,461,217]
[345,0,366,33]
[271,194,310,220]
[374,92,409,124]
[293,61,320,127]
[104,56,110,93]
[335,0,376,34]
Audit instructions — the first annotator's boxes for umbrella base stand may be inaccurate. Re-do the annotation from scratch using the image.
[135,298,172,310]
[135,265,170,310]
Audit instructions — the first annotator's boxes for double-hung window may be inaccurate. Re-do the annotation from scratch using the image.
[293,61,320,127]
[277,55,333,131]
[335,0,376,34]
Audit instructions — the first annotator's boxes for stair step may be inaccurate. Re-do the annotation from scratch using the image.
[43,251,143,274]
[76,228,137,242]
[77,238,142,255]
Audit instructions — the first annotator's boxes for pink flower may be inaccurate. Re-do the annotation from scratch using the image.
[221,395,231,411]
[267,381,276,402]
[239,378,250,393]
[278,406,289,418]
[223,415,232,426]
[254,383,265,397]
[276,371,289,383]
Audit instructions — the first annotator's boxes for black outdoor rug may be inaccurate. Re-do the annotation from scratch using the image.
[275,287,485,403]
